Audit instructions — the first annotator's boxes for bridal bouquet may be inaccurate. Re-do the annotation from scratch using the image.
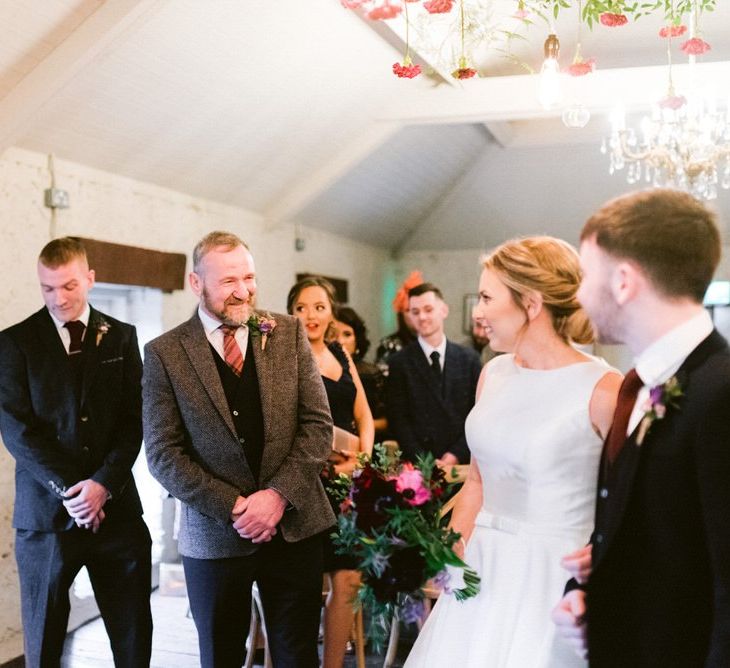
[330,443,480,649]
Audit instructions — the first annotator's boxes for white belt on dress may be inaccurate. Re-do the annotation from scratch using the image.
[475,509,590,539]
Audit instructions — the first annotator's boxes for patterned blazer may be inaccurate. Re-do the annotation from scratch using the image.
[142,311,335,559]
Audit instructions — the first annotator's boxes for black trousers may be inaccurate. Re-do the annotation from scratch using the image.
[15,517,153,668]
[183,532,323,668]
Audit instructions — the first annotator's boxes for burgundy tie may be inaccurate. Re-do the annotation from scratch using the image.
[64,320,86,354]
[605,368,644,464]
[220,325,244,376]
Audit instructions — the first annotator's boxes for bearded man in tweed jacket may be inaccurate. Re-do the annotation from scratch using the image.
[143,231,334,668]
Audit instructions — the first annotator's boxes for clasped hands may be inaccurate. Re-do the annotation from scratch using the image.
[230,489,287,544]
[63,479,110,534]
[551,544,592,660]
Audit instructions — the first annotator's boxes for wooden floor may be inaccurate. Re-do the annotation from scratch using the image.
[61,590,415,667]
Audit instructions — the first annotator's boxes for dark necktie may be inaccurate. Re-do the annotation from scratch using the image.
[64,320,86,354]
[220,325,244,376]
[605,368,644,464]
[430,350,442,382]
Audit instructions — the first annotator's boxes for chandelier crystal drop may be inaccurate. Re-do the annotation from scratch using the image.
[602,96,730,200]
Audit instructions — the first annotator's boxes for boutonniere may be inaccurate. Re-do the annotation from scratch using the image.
[95,318,111,347]
[636,375,683,446]
[246,312,277,351]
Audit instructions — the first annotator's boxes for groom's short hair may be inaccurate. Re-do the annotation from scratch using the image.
[581,189,721,303]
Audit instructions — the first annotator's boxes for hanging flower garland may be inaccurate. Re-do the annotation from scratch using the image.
[342,0,717,78]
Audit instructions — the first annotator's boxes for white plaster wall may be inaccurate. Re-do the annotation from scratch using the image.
[0,147,391,662]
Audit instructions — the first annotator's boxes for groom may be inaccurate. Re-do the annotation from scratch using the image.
[143,231,335,667]
[553,189,730,666]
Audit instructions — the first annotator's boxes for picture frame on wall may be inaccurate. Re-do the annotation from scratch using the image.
[463,293,479,335]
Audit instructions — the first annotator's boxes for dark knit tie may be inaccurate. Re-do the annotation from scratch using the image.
[605,368,644,464]
[64,320,86,354]
[220,325,244,376]
[430,350,442,382]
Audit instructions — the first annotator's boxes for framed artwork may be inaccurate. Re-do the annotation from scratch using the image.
[463,293,479,334]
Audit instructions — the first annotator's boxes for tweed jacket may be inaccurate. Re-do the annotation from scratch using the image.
[143,311,335,559]
[0,306,144,531]
[579,330,730,667]
[386,339,482,463]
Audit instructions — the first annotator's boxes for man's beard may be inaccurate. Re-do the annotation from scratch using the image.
[202,288,256,325]
[585,285,623,345]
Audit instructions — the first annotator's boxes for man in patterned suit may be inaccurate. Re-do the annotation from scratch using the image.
[143,231,334,668]
[0,237,152,667]
[386,282,482,465]
[553,190,730,666]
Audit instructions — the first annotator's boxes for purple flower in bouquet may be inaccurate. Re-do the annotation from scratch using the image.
[395,463,431,506]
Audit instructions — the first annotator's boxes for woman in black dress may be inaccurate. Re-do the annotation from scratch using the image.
[334,305,388,442]
[287,277,373,668]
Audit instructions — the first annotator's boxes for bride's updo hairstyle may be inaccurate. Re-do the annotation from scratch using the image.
[482,236,594,345]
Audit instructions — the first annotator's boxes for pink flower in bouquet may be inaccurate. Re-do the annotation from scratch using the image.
[658,24,687,38]
[367,1,401,20]
[681,37,711,56]
[395,463,432,506]
[393,61,422,78]
[600,12,628,27]
[423,0,454,14]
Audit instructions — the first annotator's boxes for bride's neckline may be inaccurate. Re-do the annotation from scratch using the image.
[511,354,595,372]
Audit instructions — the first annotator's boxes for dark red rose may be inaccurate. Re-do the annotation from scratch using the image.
[369,546,428,602]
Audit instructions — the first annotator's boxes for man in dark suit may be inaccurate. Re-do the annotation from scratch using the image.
[143,231,334,668]
[553,189,730,666]
[386,282,482,465]
[0,237,152,668]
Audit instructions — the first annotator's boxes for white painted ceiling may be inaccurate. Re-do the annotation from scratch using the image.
[2,0,729,253]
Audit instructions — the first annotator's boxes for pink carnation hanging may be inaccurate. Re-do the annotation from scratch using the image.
[423,0,454,14]
[600,12,628,27]
[393,61,422,78]
[658,24,687,38]
[367,1,402,19]
[681,37,711,55]
[566,58,596,77]
[658,94,687,110]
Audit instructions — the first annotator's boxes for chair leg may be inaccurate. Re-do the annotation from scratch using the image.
[243,595,259,668]
[383,613,399,668]
[354,607,366,668]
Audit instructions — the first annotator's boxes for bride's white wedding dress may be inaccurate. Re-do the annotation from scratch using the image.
[405,354,611,668]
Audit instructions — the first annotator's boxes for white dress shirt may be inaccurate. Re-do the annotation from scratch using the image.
[198,306,249,361]
[627,309,713,434]
[418,335,447,372]
[49,304,91,354]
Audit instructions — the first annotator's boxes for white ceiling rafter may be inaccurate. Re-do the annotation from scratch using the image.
[378,60,730,127]
[264,121,403,224]
[0,0,163,155]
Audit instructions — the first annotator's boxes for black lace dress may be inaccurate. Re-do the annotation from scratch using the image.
[321,341,358,571]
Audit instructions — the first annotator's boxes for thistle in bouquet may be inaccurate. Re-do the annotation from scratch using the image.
[333,443,480,650]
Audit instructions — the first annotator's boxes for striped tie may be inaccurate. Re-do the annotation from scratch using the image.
[219,324,244,376]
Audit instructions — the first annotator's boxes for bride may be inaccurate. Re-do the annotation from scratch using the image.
[405,237,620,667]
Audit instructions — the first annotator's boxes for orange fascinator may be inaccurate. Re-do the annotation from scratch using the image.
[392,270,424,313]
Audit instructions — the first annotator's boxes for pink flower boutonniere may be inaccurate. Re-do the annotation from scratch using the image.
[636,376,683,446]
[95,319,111,347]
[247,313,276,351]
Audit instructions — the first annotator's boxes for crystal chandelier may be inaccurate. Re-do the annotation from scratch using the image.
[602,4,730,200]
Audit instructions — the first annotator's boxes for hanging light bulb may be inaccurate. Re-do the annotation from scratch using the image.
[538,33,562,110]
[562,104,590,128]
